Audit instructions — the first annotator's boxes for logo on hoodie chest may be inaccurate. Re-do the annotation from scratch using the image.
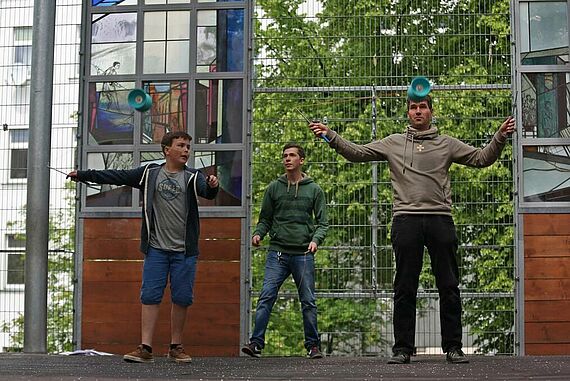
[416,143,425,152]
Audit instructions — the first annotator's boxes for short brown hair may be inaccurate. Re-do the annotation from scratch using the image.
[407,94,433,111]
[283,142,305,159]
[161,131,192,154]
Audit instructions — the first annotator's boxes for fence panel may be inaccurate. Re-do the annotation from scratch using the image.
[249,0,515,356]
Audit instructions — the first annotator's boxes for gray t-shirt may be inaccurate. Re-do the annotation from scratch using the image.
[149,167,187,251]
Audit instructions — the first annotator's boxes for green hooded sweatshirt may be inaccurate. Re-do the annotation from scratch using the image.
[254,174,328,255]
[326,126,508,216]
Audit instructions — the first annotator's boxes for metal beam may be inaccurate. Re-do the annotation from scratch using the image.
[24,0,57,353]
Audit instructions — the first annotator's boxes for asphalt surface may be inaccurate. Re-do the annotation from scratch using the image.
[1,353,569,380]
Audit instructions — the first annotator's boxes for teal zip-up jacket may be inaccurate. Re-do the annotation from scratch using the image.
[253,174,328,255]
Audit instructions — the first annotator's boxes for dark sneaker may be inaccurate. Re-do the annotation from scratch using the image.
[446,348,469,364]
[387,351,411,364]
[241,342,262,358]
[123,345,154,363]
[168,344,192,363]
[307,346,324,359]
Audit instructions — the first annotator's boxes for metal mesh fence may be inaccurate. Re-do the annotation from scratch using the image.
[250,0,514,356]
[0,0,79,353]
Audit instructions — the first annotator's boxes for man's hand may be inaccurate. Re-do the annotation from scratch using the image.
[66,170,78,181]
[252,234,262,246]
[306,241,318,253]
[499,116,516,138]
[308,121,331,141]
[206,174,219,188]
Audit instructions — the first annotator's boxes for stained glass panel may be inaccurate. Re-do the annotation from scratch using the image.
[142,81,188,144]
[85,152,134,207]
[197,9,244,72]
[88,82,136,145]
[195,150,242,206]
[195,79,243,144]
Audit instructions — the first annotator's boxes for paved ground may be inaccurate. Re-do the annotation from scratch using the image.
[1,353,569,380]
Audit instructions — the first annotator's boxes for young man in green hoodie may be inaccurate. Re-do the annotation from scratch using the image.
[242,143,329,359]
[309,96,515,364]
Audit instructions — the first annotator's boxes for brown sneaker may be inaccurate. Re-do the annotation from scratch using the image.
[168,344,192,363]
[123,345,154,363]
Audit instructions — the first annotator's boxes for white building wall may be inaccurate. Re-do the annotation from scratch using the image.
[0,0,80,351]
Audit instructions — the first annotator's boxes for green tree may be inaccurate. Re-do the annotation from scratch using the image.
[252,0,514,355]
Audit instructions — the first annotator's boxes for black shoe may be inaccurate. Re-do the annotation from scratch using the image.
[387,351,411,364]
[307,346,324,359]
[446,348,469,364]
[241,342,262,358]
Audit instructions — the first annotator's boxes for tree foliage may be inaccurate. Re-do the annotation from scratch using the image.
[252,0,514,355]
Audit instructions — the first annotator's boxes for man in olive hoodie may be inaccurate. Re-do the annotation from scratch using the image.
[242,143,328,359]
[309,96,515,364]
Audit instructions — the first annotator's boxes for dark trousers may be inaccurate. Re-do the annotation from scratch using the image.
[390,214,463,355]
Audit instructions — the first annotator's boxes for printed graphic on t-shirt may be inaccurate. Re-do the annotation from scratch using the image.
[157,177,182,201]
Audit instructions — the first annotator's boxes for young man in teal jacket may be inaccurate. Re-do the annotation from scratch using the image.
[242,143,328,359]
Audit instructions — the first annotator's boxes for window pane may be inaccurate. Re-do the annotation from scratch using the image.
[88,82,136,145]
[144,11,190,74]
[85,152,133,207]
[7,254,25,285]
[196,9,244,72]
[141,152,164,166]
[10,149,27,179]
[7,234,26,248]
[195,79,243,144]
[521,72,569,138]
[521,2,569,65]
[145,0,190,3]
[14,26,32,42]
[142,81,188,144]
[144,12,166,41]
[143,41,166,74]
[92,0,137,7]
[92,13,137,43]
[14,46,32,65]
[197,25,216,68]
[167,11,190,40]
[91,13,137,75]
[195,151,242,206]
[91,43,136,75]
[523,145,570,202]
[166,40,189,73]
[9,130,28,144]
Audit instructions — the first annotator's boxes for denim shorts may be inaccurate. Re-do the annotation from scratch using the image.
[140,246,197,307]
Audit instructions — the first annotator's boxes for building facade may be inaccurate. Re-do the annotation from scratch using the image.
[0,0,80,351]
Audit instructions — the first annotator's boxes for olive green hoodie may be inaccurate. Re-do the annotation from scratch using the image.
[326,126,508,216]
[254,174,328,254]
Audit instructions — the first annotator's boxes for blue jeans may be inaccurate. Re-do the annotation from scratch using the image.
[141,246,197,307]
[250,250,320,350]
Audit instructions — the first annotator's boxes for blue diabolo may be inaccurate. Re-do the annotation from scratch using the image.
[407,76,431,101]
[128,89,152,112]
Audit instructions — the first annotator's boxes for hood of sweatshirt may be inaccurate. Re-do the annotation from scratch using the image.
[402,125,439,173]
[277,173,313,198]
